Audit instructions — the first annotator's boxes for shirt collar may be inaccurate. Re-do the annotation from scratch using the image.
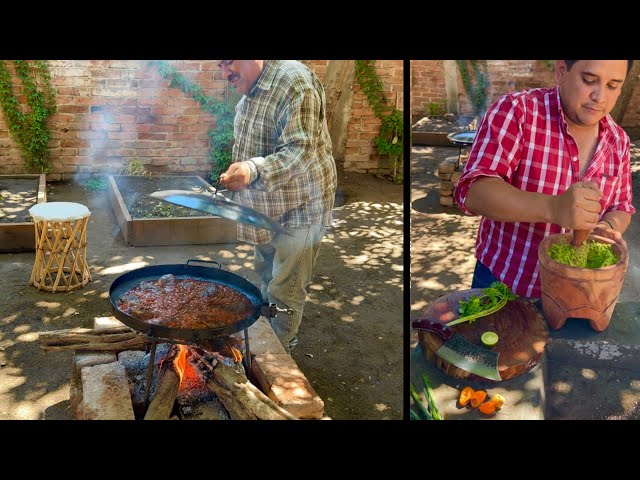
[247,60,280,97]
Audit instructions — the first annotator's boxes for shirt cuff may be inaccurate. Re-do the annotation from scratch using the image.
[243,157,264,184]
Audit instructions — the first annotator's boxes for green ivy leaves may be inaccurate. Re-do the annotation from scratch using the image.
[0,60,56,173]
[354,60,403,183]
[456,60,490,116]
[149,60,240,183]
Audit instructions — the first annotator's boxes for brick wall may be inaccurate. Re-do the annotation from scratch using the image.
[0,60,402,180]
[410,60,446,117]
[411,60,640,133]
[306,60,404,173]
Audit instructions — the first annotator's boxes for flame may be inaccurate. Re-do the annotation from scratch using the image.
[174,344,188,385]
[173,345,200,388]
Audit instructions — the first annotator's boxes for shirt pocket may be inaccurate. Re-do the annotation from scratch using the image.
[593,173,620,212]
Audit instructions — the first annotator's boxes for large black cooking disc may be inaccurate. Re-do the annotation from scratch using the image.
[109,263,263,342]
[150,190,292,236]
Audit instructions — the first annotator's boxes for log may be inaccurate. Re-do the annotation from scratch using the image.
[418,290,549,382]
[38,326,149,352]
[206,380,256,420]
[144,346,180,420]
[207,362,298,420]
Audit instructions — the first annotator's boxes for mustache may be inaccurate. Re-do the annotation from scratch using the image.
[228,73,240,83]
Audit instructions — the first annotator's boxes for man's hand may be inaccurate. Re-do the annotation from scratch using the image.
[219,162,252,191]
[553,181,602,231]
[592,222,627,251]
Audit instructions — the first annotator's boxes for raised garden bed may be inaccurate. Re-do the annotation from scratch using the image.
[412,114,477,146]
[108,175,237,247]
[0,174,47,253]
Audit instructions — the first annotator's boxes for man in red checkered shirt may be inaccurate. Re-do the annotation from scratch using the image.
[454,60,635,298]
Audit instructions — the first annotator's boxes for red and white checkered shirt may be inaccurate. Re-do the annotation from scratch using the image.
[454,86,635,298]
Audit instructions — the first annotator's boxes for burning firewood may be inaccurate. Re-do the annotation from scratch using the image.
[144,345,181,420]
[207,362,298,420]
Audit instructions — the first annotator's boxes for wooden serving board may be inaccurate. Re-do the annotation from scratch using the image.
[417,289,549,382]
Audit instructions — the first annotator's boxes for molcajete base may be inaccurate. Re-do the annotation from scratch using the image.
[538,233,628,332]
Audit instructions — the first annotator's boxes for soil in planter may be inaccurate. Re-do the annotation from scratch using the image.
[115,176,217,219]
[412,114,477,133]
[0,178,39,223]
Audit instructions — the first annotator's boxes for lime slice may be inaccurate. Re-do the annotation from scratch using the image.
[481,331,499,347]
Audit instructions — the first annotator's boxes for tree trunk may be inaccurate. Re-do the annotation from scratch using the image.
[610,60,640,124]
[323,60,356,168]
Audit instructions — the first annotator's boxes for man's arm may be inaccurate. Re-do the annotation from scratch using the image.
[220,85,324,192]
[465,177,603,231]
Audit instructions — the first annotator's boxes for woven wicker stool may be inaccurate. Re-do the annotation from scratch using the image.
[29,202,91,292]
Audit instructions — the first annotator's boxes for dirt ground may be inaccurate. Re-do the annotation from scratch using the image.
[0,178,38,223]
[0,171,403,420]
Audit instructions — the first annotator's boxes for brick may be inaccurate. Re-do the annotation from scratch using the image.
[451,171,462,183]
[247,316,288,356]
[440,196,455,207]
[252,353,324,419]
[440,180,454,190]
[94,316,126,330]
[79,362,134,420]
[438,157,459,174]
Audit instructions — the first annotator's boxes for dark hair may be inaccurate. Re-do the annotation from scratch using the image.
[564,60,634,74]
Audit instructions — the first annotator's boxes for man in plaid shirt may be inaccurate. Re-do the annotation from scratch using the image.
[454,60,635,298]
[219,60,337,352]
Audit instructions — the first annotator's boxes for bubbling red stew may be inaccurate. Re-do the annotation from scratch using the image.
[117,274,254,329]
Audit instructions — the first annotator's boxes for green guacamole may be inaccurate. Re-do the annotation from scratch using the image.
[547,240,618,269]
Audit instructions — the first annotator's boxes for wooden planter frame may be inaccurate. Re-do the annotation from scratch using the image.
[108,175,237,247]
[0,174,47,253]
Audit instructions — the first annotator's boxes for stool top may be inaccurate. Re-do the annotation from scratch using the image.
[29,202,91,222]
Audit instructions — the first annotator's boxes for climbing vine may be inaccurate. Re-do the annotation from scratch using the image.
[456,60,490,115]
[0,60,56,173]
[354,60,403,183]
[149,60,240,183]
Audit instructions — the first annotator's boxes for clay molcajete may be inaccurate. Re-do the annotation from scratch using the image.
[538,232,629,332]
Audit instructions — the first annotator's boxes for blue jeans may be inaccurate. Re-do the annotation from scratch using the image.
[471,260,498,289]
[254,224,326,352]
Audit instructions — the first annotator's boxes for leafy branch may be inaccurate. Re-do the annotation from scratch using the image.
[149,61,240,183]
[354,60,403,183]
[0,60,56,173]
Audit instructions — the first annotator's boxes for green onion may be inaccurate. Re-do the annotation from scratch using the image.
[410,382,433,420]
[422,372,442,420]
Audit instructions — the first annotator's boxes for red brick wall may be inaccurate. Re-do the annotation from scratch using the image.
[410,60,446,117]
[306,60,404,173]
[0,60,402,179]
[411,60,640,132]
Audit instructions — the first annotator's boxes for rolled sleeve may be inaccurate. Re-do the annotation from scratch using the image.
[453,95,524,214]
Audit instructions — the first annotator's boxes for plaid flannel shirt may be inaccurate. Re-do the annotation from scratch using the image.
[454,87,635,298]
[230,60,337,245]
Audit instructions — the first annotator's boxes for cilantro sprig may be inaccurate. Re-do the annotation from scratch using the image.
[446,281,518,327]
